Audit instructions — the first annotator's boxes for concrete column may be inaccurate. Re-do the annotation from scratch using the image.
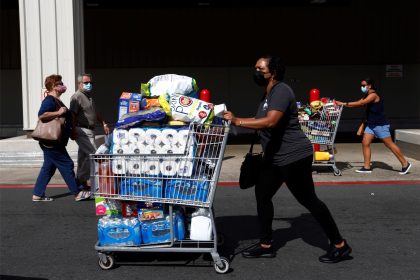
[18,0,84,130]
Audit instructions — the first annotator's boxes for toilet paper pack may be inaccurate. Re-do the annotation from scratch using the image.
[140,160,160,176]
[113,129,129,145]
[112,157,127,175]
[160,159,179,177]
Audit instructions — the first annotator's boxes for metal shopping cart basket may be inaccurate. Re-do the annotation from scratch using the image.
[90,120,231,273]
[299,103,343,176]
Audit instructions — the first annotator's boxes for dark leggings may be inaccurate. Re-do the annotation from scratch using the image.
[255,155,343,245]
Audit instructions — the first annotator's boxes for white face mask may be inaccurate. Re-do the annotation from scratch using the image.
[361,86,369,93]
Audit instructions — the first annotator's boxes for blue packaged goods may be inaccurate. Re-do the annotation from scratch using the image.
[141,212,185,244]
[116,107,167,129]
[98,217,141,246]
[119,178,163,198]
[118,92,143,120]
[164,179,209,202]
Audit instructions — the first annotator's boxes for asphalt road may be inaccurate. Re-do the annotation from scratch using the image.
[1,184,420,280]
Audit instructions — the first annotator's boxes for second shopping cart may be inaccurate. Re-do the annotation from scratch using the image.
[299,101,344,176]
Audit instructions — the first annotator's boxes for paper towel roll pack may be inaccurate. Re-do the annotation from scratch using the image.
[113,129,129,145]
[127,158,142,175]
[177,160,194,177]
[140,160,161,176]
[112,127,192,155]
[160,159,179,176]
[112,157,127,175]
[111,127,197,177]
[128,128,146,144]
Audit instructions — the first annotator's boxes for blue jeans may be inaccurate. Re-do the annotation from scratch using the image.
[33,144,81,197]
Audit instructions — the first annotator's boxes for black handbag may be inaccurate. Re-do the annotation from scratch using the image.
[239,133,263,189]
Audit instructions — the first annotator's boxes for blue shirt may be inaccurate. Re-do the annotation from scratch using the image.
[38,95,72,147]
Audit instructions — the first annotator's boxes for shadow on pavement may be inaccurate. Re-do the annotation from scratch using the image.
[371,161,398,171]
[50,192,72,200]
[112,252,209,267]
[0,276,48,280]
[215,213,330,261]
[312,161,353,174]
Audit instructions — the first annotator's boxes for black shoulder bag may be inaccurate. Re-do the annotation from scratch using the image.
[239,132,263,189]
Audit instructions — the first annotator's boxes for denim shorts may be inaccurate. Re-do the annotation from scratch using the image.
[364,124,391,139]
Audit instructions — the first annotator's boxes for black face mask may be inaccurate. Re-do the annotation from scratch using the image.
[253,71,269,86]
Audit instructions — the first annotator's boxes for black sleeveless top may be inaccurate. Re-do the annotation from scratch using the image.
[366,96,388,126]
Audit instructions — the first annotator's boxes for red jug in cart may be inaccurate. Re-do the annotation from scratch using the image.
[98,160,116,195]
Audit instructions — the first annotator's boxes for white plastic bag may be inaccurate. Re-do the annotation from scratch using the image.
[141,74,198,97]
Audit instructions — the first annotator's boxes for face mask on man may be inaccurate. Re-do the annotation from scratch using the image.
[83,83,92,92]
[253,71,269,86]
[361,85,369,94]
[56,84,67,93]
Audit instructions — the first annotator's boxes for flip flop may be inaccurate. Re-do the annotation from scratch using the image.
[32,196,53,202]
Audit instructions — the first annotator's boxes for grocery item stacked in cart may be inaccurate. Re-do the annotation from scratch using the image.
[297,97,342,145]
[297,97,344,176]
[92,74,228,248]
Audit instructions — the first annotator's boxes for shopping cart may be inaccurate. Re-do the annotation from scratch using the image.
[90,120,231,273]
[299,103,343,176]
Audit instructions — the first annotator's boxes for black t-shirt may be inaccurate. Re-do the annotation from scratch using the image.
[255,82,313,166]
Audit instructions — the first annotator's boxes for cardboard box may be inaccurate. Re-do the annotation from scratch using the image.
[118,92,143,120]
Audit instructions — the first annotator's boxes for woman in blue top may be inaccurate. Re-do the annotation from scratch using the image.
[336,78,411,175]
[223,56,351,263]
[33,74,91,202]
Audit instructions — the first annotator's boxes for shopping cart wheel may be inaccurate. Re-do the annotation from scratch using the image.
[98,254,115,270]
[214,257,230,274]
[333,169,342,176]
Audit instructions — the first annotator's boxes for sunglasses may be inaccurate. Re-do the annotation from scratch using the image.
[81,81,92,85]
[55,82,64,86]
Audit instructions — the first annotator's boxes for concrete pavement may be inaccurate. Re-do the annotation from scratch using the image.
[0,143,418,186]
[1,183,420,279]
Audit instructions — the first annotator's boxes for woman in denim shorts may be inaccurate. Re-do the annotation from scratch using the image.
[336,78,411,174]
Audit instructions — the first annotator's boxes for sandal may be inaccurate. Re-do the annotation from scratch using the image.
[75,190,92,201]
[32,196,53,202]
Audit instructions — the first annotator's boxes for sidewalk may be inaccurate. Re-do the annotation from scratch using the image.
[0,143,418,185]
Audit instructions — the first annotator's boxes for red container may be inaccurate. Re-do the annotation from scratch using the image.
[98,160,116,195]
[309,88,320,103]
[199,89,211,103]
